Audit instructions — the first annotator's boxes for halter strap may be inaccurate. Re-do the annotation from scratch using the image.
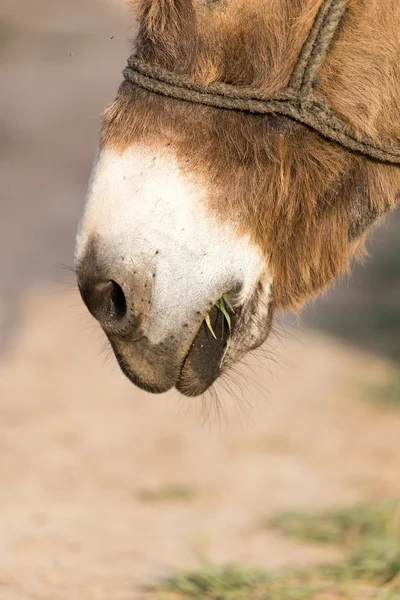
[123,0,400,165]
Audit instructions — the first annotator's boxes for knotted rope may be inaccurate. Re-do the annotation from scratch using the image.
[123,0,400,165]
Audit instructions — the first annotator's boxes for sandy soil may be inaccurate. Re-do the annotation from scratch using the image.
[1,1,400,598]
[1,287,400,599]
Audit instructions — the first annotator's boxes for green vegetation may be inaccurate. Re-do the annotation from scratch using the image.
[150,564,272,600]
[138,484,198,503]
[268,500,400,545]
[268,500,400,585]
[316,307,400,364]
[148,564,320,600]
[205,294,235,366]
[365,370,400,409]
[146,500,400,599]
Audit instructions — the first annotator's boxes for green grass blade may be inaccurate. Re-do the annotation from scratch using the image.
[204,294,235,356]
[222,294,235,314]
[218,302,231,333]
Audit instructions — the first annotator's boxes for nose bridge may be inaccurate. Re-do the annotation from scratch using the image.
[77,236,154,335]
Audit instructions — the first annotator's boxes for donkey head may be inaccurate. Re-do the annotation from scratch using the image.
[75,0,400,396]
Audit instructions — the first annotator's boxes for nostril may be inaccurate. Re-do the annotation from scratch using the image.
[79,278,128,326]
[109,280,127,320]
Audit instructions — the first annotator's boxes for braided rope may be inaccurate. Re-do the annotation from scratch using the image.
[123,0,400,165]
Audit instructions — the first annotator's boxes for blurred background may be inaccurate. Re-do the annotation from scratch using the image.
[0,1,399,598]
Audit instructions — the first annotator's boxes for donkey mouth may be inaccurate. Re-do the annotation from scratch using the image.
[107,301,237,397]
[176,304,235,397]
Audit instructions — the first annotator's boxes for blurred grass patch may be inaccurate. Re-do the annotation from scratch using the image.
[268,500,400,547]
[138,484,198,503]
[147,500,400,599]
[363,370,400,409]
[269,500,400,588]
[148,564,317,600]
[311,306,400,363]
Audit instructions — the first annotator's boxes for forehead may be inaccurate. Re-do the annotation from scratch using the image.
[130,0,320,100]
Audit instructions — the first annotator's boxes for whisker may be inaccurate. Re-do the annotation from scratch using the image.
[55,263,75,273]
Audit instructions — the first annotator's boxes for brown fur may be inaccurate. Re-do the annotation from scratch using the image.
[102,0,400,310]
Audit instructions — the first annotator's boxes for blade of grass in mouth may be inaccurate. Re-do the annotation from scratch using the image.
[204,295,235,366]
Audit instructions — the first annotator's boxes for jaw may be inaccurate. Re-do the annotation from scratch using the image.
[76,144,273,395]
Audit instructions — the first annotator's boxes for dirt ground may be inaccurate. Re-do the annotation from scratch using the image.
[1,288,400,600]
[1,1,400,599]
